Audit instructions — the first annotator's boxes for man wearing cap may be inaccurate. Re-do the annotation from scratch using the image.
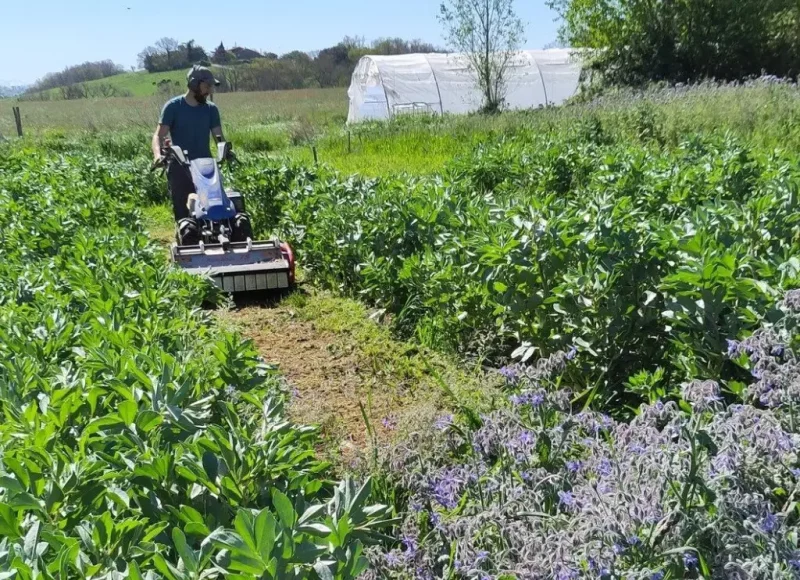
[152,65,224,221]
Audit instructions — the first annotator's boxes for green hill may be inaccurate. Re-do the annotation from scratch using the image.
[25,67,219,100]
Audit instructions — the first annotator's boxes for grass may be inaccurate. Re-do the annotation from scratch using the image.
[6,78,800,180]
[141,204,175,248]
[218,284,501,471]
[23,68,208,100]
[1,87,347,136]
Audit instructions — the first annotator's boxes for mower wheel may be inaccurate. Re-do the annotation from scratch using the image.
[178,218,200,246]
[232,213,254,242]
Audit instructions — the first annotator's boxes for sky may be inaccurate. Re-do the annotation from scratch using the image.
[0,0,563,86]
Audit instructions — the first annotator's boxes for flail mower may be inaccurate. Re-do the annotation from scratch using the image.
[156,139,295,294]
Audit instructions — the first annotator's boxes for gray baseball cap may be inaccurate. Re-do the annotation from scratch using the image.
[188,65,220,87]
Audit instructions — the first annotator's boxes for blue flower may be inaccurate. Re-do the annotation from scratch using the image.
[499,366,518,383]
[558,490,576,510]
[650,572,665,580]
[627,535,642,547]
[430,470,463,509]
[761,512,779,533]
[402,535,418,558]
[434,414,453,431]
[597,458,613,477]
[683,552,699,570]
[789,559,800,571]
[555,567,579,580]
[771,344,785,357]
[566,460,583,473]
[383,551,402,567]
[726,339,740,357]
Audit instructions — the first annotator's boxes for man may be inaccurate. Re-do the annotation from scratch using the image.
[152,65,224,221]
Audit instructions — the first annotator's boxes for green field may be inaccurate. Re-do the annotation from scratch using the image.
[1,87,347,137]
[23,68,208,100]
[3,80,800,577]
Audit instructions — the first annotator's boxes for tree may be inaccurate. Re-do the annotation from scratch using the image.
[438,0,525,113]
[155,37,180,68]
[212,42,232,64]
[547,0,800,86]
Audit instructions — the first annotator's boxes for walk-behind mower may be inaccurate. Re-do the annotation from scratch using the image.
[157,139,295,294]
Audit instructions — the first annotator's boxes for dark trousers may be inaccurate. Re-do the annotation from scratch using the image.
[167,162,195,221]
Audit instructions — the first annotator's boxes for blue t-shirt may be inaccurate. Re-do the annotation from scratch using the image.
[159,96,221,160]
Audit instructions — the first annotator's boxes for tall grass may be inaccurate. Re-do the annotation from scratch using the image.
[0,87,347,136]
[288,79,800,177]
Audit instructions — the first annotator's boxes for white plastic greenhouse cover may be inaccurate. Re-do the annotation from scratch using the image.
[346,49,583,124]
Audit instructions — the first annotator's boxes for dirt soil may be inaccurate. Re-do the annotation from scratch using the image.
[218,285,500,468]
[225,301,387,456]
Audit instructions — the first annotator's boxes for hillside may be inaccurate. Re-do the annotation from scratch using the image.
[22,68,200,100]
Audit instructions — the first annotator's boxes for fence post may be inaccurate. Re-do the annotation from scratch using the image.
[12,106,22,137]
[348,131,352,154]
[312,146,318,165]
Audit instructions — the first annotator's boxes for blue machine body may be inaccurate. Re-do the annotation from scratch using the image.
[188,158,237,221]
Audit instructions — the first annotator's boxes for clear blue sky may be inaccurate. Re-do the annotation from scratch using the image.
[1,0,562,85]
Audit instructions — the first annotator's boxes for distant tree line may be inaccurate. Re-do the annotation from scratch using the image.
[27,60,126,93]
[18,35,445,100]
[548,0,800,87]
[137,38,210,74]
[139,35,444,92]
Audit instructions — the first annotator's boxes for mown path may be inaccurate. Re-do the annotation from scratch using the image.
[144,206,497,468]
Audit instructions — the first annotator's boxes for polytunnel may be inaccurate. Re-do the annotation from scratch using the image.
[346,48,583,124]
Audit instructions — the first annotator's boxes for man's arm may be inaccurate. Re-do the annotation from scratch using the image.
[210,104,224,143]
[152,124,170,162]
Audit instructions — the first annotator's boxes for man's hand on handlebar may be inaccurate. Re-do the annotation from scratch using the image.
[150,155,166,172]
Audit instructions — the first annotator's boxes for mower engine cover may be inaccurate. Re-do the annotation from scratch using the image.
[188,158,237,221]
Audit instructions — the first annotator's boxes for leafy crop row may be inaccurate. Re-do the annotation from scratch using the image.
[242,132,800,412]
[0,146,393,579]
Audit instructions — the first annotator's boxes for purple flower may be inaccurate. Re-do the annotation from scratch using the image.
[597,458,613,477]
[650,573,665,580]
[509,391,546,407]
[556,567,579,580]
[430,469,464,509]
[384,551,402,567]
[558,490,576,511]
[789,560,800,571]
[382,415,397,430]
[566,345,578,360]
[771,344,785,357]
[682,379,723,410]
[434,414,453,431]
[683,552,699,570]
[613,543,626,555]
[566,460,583,473]
[499,366,518,383]
[518,430,535,446]
[429,510,441,529]
[726,339,741,357]
[761,512,779,533]
[627,535,642,547]
[402,535,418,558]
[628,444,647,455]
